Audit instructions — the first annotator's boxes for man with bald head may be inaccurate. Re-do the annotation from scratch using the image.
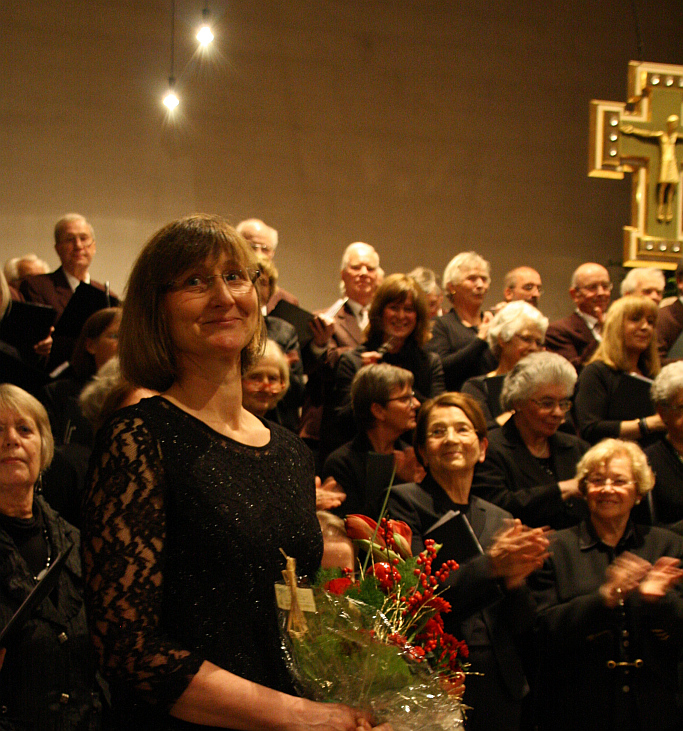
[300,242,381,459]
[236,217,299,313]
[503,266,543,308]
[545,262,612,370]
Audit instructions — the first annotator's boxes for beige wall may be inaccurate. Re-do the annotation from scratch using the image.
[1,1,681,318]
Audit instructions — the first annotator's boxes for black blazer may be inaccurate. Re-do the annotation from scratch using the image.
[320,340,444,457]
[426,310,496,391]
[471,417,589,529]
[321,432,409,520]
[530,521,683,731]
[388,475,531,731]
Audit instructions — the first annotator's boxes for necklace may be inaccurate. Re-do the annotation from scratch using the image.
[33,523,52,582]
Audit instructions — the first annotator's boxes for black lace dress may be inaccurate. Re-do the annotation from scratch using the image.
[81,396,323,730]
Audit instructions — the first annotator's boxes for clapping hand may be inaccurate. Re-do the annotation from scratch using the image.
[393,447,426,484]
[309,315,335,348]
[487,519,551,589]
[315,476,347,511]
[600,552,651,607]
[638,557,683,602]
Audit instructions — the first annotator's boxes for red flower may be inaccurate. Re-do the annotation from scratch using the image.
[387,519,413,559]
[325,577,354,595]
[426,596,452,615]
[345,515,386,547]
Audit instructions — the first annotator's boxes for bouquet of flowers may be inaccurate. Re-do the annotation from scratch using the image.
[279,514,469,730]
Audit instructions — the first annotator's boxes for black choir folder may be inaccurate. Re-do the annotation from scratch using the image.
[54,282,120,339]
[0,543,73,647]
[0,301,57,349]
[424,510,484,565]
[268,300,315,349]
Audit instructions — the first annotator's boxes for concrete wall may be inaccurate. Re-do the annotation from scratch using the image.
[1,0,682,318]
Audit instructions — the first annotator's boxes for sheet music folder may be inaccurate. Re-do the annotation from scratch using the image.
[54,283,120,339]
[268,300,315,349]
[424,510,483,565]
[0,301,57,348]
[0,543,73,647]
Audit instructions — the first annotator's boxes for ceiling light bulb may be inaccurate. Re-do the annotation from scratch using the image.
[163,91,180,109]
[163,77,179,109]
[197,24,214,45]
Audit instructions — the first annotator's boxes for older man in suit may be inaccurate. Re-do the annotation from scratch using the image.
[21,213,107,316]
[545,262,612,371]
[299,241,381,461]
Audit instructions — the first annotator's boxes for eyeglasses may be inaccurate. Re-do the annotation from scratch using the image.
[386,391,416,405]
[520,283,543,294]
[243,374,284,392]
[528,398,572,412]
[427,424,478,441]
[585,476,634,489]
[249,243,274,255]
[166,267,260,296]
[578,281,612,294]
[513,333,545,347]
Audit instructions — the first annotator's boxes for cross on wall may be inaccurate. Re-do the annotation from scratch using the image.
[589,60,683,269]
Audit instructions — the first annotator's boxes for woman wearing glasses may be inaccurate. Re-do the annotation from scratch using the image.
[82,215,389,731]
[471,352,589,529]
[573,295,665,447]
[388,392,549,731]
[530,439,683,731]
[241,339,290,422]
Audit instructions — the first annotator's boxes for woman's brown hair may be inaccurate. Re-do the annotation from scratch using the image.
[119,214,266,391]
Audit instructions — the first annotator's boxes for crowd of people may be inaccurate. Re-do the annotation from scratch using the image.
[1,211,683,731]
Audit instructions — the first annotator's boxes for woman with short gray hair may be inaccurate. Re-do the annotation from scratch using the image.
[471,352,589,528]
[462,301,548,428]
[645,361,683,528]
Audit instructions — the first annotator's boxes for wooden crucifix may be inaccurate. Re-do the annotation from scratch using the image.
[589,61,683,269]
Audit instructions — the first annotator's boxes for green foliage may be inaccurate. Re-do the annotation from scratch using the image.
[345,576,386,611]
[315,566,342,586]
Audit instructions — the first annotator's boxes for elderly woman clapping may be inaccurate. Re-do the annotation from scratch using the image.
[388,392,549,731]
[530,439,683,731]
[0,384,102,729]
[471,352,589,528]
[462,301,547,428]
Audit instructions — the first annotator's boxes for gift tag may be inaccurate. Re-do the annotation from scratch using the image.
[275,583,317,612]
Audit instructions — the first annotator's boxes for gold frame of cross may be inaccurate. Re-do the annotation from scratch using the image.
[589,61,683,269]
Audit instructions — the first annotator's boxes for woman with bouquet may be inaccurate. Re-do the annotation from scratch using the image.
[388,392,549,731]
[81,214,390,731]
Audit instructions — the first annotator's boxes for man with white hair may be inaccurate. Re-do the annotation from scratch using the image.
[426,251,497,391]
[620,267,665,305]
[4,254,49,289]
[21,213,105,316]
[300,242,381,458]
[236,217,298,313]
[545,262,612,371]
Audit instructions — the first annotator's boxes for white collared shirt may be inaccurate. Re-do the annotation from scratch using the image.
[575,308,601,341]
[64,269,91,291]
